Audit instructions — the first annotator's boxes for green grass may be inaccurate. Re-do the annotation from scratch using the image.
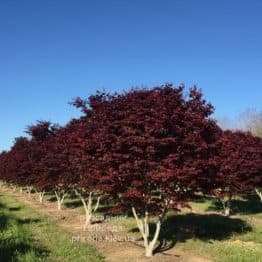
[177,238,262,262]
[174,196,262,261]
[0,192,104,262]
[15,190,262,261]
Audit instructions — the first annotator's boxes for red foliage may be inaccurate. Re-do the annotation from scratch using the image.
[0,84,260,220]
[73,84,222,216]
[213,130,262,198]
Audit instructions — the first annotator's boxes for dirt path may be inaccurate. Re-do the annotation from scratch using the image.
[0,187,212,262]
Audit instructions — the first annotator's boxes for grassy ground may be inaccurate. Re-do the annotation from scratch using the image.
[0,192,104,262]
[176,196,262,262]
[61,192,262,261]
[2,189,262,261]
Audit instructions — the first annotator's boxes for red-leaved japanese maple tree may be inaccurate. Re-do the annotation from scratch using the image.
[74,84,221,257]
[1,137,34,192]
[36,124,76,210]
[214,130,262,215]
[25,121,58,202]
[67,102,113,227]
[36,118,101,214]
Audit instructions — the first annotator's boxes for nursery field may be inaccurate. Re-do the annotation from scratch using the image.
[1,0,262,261]
[1,186,262,262]
[1,86,261,261]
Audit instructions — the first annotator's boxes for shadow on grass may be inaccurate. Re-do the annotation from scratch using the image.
[46,191,77,203]
[64,200,116,215]
[8,207,21,212]
[0,239,49,262]
[46,196,57,202]
[0,207,49,261]
[0,214,9,231]
[130,213,251,254]
[191,195,215,203]
[17,218,42,224]
[0,202,6,209]
[64,199,83,209]
[96,205,115,214]
[207,194,262,215]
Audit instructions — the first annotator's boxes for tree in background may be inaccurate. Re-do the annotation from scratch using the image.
[3,137,34,193]
[239,108,262,137]
[65,118,104,228]
[214,130,262,215]
[238,109,262,201]
[38,125,76,210]
[25,121,59,202]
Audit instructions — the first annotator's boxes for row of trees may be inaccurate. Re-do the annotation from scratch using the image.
[0,84,261,257]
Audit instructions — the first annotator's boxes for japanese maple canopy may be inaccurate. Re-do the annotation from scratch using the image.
[72,84,222,213]
[0,121,59,190]
[1,136,32,186]
[214,130,262,197]
[26,120,58,142]
[0,83,261,215]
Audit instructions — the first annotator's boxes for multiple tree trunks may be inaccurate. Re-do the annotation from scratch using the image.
[39,191,45,204]
[75,190,101,228]
[132,207,166,257]
[54,189,67,211]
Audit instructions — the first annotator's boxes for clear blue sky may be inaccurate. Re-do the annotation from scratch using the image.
[1,0,261,151]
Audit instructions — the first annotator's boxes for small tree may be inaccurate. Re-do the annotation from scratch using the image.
[214,130,262,215]
[25,121,58,203]
[239,108,262,137]
[39,127,72,210]
[3,137,34,193]
[69,102,113,228]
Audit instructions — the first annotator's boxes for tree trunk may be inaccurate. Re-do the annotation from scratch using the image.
[54,190,67,211]
[94,196,101,212]
[58,199,62,210]
[224,206,230,216]
[27,186,33,197]
[75,190,101,229]
[84,192,92,228]
[132,207,165,257]
[255,188,262,202]
[39,191,45,204]
[145,246,153,257]
[221,197,231,217]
